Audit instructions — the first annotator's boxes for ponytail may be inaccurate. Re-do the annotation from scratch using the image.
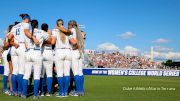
[31,20,38,35]
[74,25,84,53]
[7,25,14,33]
[32,27,34,35]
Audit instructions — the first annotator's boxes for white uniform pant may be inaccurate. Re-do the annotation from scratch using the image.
[41,49,53,78]
[54,49,72,77]
[2,50,9,76]
[79,57,84,76]
[23,49,42,80]
[10,44,25,75]
[71,50,84,76]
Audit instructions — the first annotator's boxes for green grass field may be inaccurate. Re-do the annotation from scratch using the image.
[0,76,180,101]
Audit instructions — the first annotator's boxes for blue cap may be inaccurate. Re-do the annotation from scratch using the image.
[23,15,31,21]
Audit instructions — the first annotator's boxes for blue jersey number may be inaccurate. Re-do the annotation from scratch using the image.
[16,28,20,35]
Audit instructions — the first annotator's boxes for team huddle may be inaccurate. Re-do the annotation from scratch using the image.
[2,13,85,99]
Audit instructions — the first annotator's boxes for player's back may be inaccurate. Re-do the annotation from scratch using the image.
[52,29,70,49]
[11,22,29,43]
[33,28,48,49]
[25,28,48,49]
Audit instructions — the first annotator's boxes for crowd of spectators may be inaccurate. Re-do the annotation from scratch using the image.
[86,52,162,69]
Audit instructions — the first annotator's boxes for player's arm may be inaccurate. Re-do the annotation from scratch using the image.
[51,36,56,45]
[69,38,77,45]
[44,36,52,44]
[47,30,53,44]
[7,33,19,48]
[69,29,77,46]
[69,36,78,50]
[24,29,40,45]
[3,41,9,49]
[9,41,19,49]
[51,30,57,45]
[8,39,19,49]
[48,30,52,35]
[7,33,13,41]
[44,30,53,44]
[45,35,56,45]
[43,31,53,45]
[55,26,72,35]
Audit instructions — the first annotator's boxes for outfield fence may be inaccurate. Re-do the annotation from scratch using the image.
[0,66,180,77]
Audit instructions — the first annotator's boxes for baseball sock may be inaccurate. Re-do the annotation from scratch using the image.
[64,76,70,95]
[74,75,80,93]
[3,75,8,92]
[34,80,40,97]
[57,77,64,95]
[18,74,23,95]
[11,74,17,94]
[79,75,84,93]
[47,77,52,94]
[40,78,45,94]
[22,79,28,96]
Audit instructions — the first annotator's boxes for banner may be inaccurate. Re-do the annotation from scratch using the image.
[83,68,180,76]
[1,66,180,76]
[0,66,3,75]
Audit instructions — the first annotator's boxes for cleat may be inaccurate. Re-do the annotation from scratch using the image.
[4,90,10,95]
[56,93,59,96]
[21,95,27,99]
[18,93,22,97]
[8,92,13,96]
[40,94,44,97]
[56,93,65,98]
[69,91,79,97]
[12,92,18,96]
[33,96,39,100]
[79,92,85,96]
[64,93,68,97]
[40,92,44,97]
[45,93,52,97]
[56,95,65,98]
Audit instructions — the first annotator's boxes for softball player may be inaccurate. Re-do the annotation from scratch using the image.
[22,19,50,99]
[79,31,86,96]
[2,49,9,93]
[68,20,80,96]
[40,23,55,96]
[2,25,14,95]
[7,14,33,96]
[2,48,9,87]
[52,19,72,97]
[69,20,85,96]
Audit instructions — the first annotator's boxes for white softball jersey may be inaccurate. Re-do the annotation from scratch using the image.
[10,22,29,75]
[23,29,49,80]
[52,29,71,49]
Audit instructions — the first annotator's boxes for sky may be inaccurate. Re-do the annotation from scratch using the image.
[0,0,180,61]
